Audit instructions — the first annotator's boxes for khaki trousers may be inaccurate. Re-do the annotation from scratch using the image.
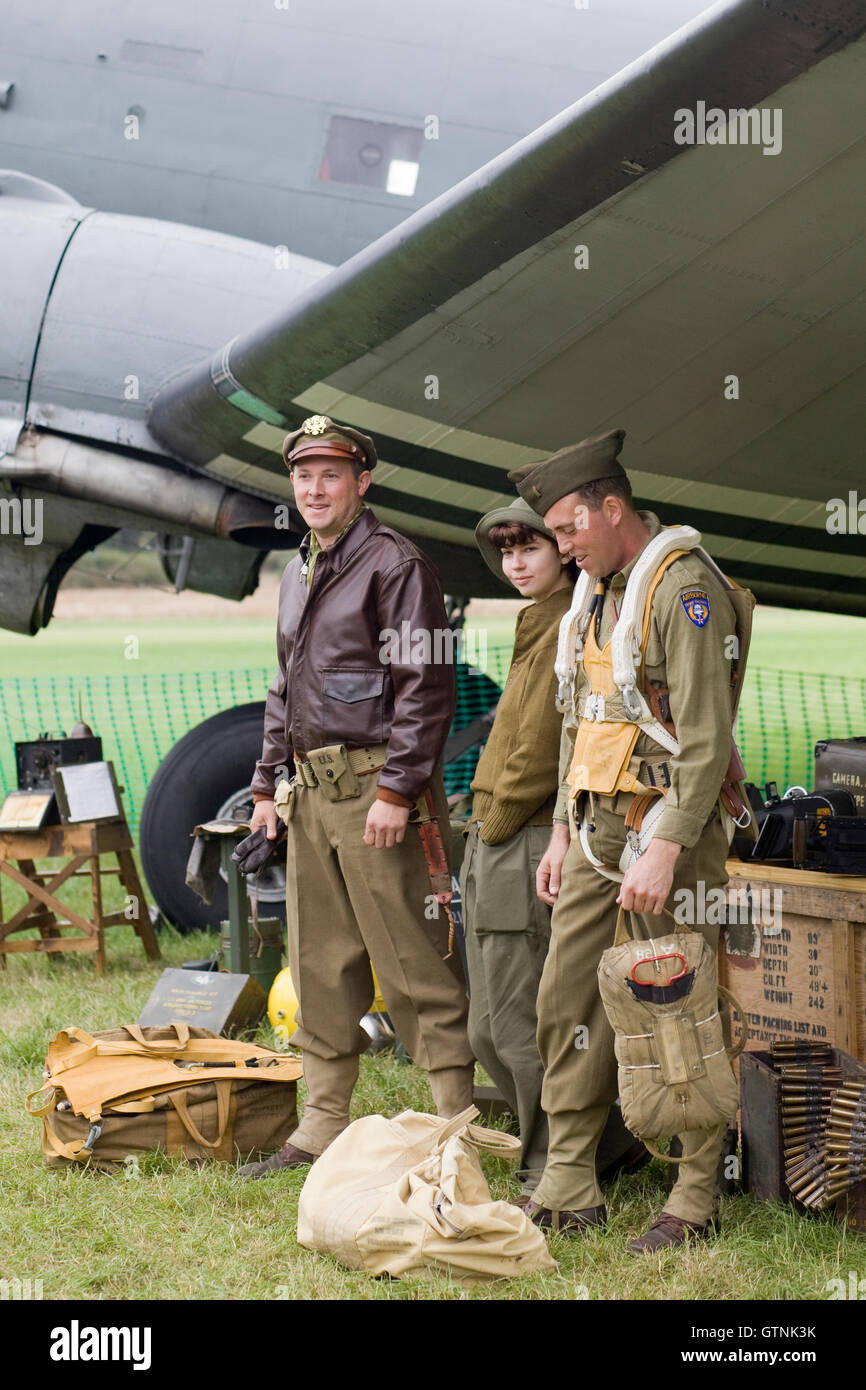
[285,768,474,1155]
[533,798,730,1224]
[462,821,644,1193]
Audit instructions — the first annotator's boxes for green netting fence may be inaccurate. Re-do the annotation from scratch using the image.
[1,658,864,834]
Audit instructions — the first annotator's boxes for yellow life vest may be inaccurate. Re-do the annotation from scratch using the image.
[567,550,687,798]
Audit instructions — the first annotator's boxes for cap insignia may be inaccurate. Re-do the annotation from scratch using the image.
[302,415,330,436]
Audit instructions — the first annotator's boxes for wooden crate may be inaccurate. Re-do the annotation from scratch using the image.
[720,862,866,1062]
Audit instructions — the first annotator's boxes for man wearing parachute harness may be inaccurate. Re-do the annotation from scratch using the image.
[508,429,754,1252]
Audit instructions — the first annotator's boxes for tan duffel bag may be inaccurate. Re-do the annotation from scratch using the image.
[297,1105,557,1282]
[597,910,746,1162]
[26,1023,302,1171]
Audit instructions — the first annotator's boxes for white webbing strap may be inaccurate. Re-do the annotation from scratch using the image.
[556,526,702,719]
[610,525,701,699]
[578,814,624,883]
[554,568,593,709]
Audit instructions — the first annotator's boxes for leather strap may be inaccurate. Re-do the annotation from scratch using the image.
[624,790,665,833]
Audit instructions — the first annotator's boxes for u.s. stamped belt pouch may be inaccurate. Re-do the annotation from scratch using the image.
[306,744,362,801]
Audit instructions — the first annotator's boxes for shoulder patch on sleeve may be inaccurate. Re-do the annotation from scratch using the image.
[680,589,710,627]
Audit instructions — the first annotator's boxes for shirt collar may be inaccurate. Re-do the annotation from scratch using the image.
[299,503,371,566]
[515,584,573,637]
[608,511,663,589]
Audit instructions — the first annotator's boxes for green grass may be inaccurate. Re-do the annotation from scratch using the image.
[0,866,863,1301]
[0,616,281,679]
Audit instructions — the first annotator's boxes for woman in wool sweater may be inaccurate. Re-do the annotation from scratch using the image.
[461,497,575,1194]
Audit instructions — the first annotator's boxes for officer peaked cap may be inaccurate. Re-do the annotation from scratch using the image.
[507,429,627,516]
[282,415,378,472]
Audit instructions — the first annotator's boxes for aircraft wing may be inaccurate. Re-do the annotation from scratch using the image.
[149,0,866,612]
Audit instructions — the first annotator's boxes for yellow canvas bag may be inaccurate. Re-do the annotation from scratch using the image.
[26,1023,302,1170]
[297,1106,557,1281]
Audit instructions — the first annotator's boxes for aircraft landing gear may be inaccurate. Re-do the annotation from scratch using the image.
[139,702,286,933]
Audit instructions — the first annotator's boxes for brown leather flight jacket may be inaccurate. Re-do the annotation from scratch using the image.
[250,508,456,805]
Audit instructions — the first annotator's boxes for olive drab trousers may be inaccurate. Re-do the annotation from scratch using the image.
[533,797,731,1224]
[462,822,553,1190]
[284,768,474,1156]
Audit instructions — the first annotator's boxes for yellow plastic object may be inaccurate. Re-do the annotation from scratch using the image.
[268,966,387,1044]
[268,967,300,1045]
[371,967,387,1015]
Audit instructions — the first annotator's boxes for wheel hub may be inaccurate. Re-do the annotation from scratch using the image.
[214,787,287,904]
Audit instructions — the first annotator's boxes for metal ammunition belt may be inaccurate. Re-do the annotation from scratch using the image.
[773,1039,866,1209]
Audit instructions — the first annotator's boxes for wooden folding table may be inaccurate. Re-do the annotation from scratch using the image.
[0,819,161,973]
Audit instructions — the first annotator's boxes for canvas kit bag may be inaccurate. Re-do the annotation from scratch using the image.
[298,1105,557,1281]
[26,1023,302,1171]
[597,909,746,1161]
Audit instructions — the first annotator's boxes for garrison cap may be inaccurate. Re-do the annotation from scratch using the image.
[474,496,557,583]
[507,428,627,517]
[282,414,378,472]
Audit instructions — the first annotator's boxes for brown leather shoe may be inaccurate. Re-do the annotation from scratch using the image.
[598,1139,652,1184]
[627,1212,718,1253]
[524,1200,607,1234]
[237,1141,317,1179]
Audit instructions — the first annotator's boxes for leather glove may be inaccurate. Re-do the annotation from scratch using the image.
[230,824,287,876]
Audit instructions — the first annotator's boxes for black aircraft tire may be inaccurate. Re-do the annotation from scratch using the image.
[139,702,285,934]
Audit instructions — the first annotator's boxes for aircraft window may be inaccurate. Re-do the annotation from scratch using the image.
[320,116,422,197]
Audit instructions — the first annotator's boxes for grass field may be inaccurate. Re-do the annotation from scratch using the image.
[0,866,863,1303]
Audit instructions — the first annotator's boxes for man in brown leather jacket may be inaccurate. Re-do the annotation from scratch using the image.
[238,415,474,1176]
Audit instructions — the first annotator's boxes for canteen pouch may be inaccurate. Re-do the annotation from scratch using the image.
[307,744,361,802]
[273,778,297,825]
